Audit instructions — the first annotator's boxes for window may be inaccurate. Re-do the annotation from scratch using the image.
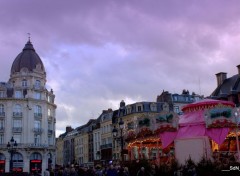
[34,105,42,116]
[174,106,180,114]
[12,153,23,161]
[0,104,4,113]
[137,106,142,112]
[150,103,157,112]
[35,80,41,88]
[48,109,51,116]
[34,92,41,99]
[0,120,4,129]
[13,134,21,143]
[34,120,41,129]
[22,79,27,87]
[15,90,22,98]
[0,91,4,98]
[13,119,22,128]
[34,134,41,144]
[48,136,52,145]
[0,134,3,144]
[48,122,51,130]
[14,104,22,113]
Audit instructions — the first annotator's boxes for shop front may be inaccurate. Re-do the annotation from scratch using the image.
[29,152,42,174]
[0,153,5,173]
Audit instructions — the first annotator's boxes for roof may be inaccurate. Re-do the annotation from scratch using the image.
[11,40,45,74]
[211,74,240,97]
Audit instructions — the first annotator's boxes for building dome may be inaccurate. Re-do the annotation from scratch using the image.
[11,40,45,74]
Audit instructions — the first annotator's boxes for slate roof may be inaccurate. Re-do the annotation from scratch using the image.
[11,40,45,73]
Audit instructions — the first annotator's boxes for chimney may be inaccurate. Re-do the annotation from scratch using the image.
[216,72,227,86]
[66,126,73,133]
[237,65,240,75]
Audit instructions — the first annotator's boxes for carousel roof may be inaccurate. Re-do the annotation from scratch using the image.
[181,99,235,112]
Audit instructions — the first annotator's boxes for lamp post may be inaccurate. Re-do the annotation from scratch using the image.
[112,118,124,165]
[7,136,17,173]
[234,107,240,161]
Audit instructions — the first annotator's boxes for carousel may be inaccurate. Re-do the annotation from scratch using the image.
[124,108,179,165]
[124,99,240,165]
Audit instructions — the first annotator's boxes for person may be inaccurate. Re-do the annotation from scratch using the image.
[149,165,156,176]
[106,165,117,176]
[95,166,103,176]
[44,169,50,176]
[123,167,129,176]
[137,167,147,176]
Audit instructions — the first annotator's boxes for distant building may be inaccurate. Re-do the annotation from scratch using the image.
[211,65,240,106]
[157,90,203,114]
[0,40,57,174]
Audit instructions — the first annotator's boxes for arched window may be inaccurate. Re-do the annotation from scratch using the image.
[22,79,27,87]
[30,152,42,160]
[12,153,23,162]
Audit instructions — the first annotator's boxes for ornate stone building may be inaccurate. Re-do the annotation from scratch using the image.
[0,40,56,174]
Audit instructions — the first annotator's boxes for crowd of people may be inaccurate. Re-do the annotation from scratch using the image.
[50,164,131,176]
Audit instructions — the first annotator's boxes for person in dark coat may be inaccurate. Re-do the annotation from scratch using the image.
[106,165,117,176]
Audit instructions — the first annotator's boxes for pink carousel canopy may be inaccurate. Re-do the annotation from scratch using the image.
[160,99,234,148]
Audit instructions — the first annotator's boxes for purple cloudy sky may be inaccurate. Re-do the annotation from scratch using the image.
[0,0,240,136]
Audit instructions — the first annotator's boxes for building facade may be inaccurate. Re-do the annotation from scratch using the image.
[0,40,57,174]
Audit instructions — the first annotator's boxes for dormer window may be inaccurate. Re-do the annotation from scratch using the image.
[150,103,157,112]
[137,106,142,112]
[22,79,27,87]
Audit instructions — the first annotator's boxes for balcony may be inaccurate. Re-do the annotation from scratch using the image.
[32,128,43,134]
[0,127,4,132]
[100,143,112,150]
[13,112,22,117]
[48,129,53,135]
[0,112,5,117]
[12,127,22,133]
[34,113,42,118]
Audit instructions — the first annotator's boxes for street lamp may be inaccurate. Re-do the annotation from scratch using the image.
[112,118,124,165]
[7,136,17,173]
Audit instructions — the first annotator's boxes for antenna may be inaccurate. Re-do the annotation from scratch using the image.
[198,77,202,95]
[27,33,31,42]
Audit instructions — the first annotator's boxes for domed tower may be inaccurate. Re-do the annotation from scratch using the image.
[9,40,46,91]
[0,39,56,174]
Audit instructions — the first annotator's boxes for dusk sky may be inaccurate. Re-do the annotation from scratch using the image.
[0,0,240,136]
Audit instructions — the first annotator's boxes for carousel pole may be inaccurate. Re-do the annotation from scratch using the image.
[234,108,240,162]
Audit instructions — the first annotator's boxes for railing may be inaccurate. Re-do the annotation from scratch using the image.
[100,143,112,149]
[34,113,42,118]
[12,127,22,132]
[32,128,43,133]
[13,112,22,117]
[28,143,49,148]
[0,112,5,117]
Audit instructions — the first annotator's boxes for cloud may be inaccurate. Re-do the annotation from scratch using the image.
[0,0,240,136]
